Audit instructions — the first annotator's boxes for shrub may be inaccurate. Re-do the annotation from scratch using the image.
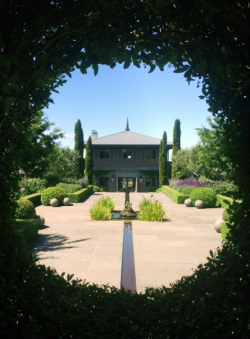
[41,187,67,206]
[190,187,217,208]
[67,186,93,203]
[221,222,230,242]
[161,185,189,204]
[15,219,39,243]
[44,173,61,187]
[138,195,166,221]
[25,193,41,207]
[15,198,36,219]
[222,208,230,222]
[19,177,47,195]
[56,183,81,193]
[177,184,196,195]
[90,196,115,220]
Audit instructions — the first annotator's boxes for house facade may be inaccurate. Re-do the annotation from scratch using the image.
[91,122,172,192]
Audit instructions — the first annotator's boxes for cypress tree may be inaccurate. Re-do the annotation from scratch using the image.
[74,119,84,178]
[171,119,181,178]
[85,136,93,185]
[158,131,168,187]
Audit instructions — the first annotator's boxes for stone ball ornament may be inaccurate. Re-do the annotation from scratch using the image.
[50,198,59,207]
[63,197,70,206]
[184,198,192,207]
[36,215,45,227]
[195,200,204,209]
[214,216,223,233]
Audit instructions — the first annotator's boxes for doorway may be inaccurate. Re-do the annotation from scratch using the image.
[118,178,136,192]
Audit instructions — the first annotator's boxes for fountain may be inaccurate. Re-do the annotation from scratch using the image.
[119,179,137,220]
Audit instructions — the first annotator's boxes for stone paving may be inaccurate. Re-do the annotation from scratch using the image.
[29,192,223,293]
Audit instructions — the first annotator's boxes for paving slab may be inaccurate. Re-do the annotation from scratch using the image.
[29,192,223,293]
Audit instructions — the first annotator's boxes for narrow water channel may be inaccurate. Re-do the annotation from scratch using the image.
[120,222,136,293]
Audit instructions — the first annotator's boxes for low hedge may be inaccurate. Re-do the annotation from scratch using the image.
[15,219,39,243]
[216,194,233,208]
[56,183,82,193]
[25,193,42,207]
[161,185,189,204]
[67,185,93,203]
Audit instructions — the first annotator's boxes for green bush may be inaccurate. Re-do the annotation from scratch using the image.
[90,196,115,220]
[19,177,47,195]
[56,183,81,193]
[221,222,230,242]
[25,193,41,207]
[41,187,66,206]
[138,195,166,221]
[67,185,93,203]
[222,208,230,222]
[216,194,233,208]
[15,219,39,243]
[190,187,217,208]
[177,184,196,195]
[161,185,189,204]
[15,198,36,219]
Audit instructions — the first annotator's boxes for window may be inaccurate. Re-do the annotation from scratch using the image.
[99,177,109,188]
[122,149,132,159]
[146,149,156,159]
[99,149,109,159]
[146,177,156,187]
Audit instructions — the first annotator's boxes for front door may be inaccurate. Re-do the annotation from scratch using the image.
[118,178,135,192]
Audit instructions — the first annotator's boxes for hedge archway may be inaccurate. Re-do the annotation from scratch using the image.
[0,1,249,337]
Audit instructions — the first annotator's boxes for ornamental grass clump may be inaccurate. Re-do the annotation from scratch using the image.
[90,196,115,220]
[138,195,166,221]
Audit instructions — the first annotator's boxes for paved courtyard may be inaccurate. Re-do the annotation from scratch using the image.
[29,192,223,293]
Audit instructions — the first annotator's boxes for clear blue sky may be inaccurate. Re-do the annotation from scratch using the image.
[44,63,211,150]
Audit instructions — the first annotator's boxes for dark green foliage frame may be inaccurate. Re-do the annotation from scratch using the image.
[0,1,250,337]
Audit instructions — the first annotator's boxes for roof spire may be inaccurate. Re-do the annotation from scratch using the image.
[125,118,130,131]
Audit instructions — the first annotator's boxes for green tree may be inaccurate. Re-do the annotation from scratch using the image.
[19,111,64,177]
[158,131,168,187]
[171,119,181,178]
[171,149,193,179]
[46,146,79,180]
[85,137,93,185]
[74,119,84,178]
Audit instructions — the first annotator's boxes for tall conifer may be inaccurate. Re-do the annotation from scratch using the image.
[171,119,181,178]
[85,136,93,184]
[74,119,84,178]
[158,131,168,187]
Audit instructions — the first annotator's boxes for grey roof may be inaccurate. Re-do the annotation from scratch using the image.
[92,130,172,146]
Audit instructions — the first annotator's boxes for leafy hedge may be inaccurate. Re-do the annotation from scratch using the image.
[15,198,36,219]
[190,187,217,208]
[15,219,39,243]
[25,193,42,207]
[56,183,82,193]
[41,187,67,206]
[161,185,189,204]
[67,185,93,203]
[216,194,233,208]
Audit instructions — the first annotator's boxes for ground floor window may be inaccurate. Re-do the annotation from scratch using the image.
[99,177,109,188]
[145,177,156,188]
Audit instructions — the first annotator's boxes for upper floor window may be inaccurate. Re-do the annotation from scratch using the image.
[146,149,156,159]
[122,149,132,159]
[99,149,109,159]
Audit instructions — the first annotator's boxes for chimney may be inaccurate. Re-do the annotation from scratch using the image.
[91,130,98,140]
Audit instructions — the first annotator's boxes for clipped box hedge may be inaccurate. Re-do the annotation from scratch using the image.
[67,185,93,203]
[15,219,39,243]
[161,185,189,204]
[216,194,233,208]
[24,193,42,207]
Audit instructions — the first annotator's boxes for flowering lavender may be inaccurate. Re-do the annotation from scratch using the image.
[170,178,204,188]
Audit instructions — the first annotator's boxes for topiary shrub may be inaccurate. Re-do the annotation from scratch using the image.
[41,187,66,206]
[56,183,81,193]
[190,187,217,208]
[15,198,36,219]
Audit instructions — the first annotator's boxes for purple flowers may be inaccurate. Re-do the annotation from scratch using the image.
[20,187,26,191]
[150,194,154,198]
[155,200,158,203]
[176,178,204,188]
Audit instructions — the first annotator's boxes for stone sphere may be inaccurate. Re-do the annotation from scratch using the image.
[214,216,223,233]
[195,200,204,209]
[63,197,70,206]
[50,198,59,207]
[36,215,45,226]
[184,198,192,207]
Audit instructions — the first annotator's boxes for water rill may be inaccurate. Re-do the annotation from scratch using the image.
[120,222,136,293]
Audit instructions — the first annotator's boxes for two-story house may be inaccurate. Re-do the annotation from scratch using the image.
[91,121,172,192]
